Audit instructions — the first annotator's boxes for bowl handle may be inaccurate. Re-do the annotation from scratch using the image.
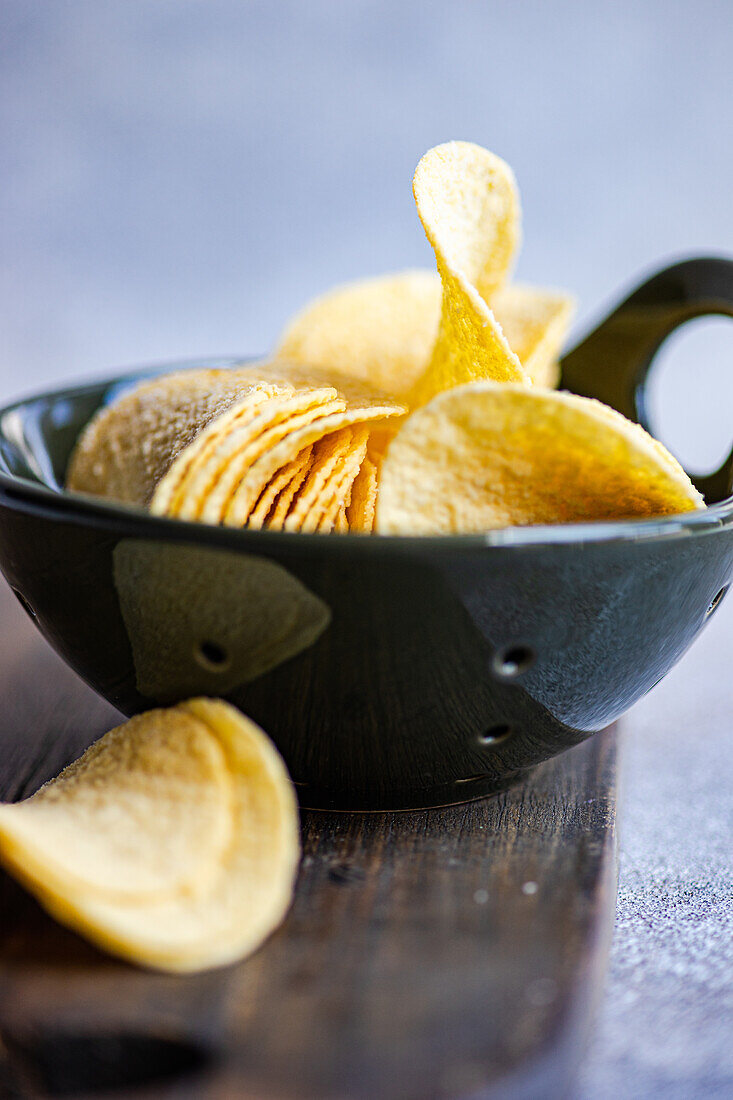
[560,256,733,502]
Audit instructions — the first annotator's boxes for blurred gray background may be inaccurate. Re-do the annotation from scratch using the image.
[1,2,732,1097]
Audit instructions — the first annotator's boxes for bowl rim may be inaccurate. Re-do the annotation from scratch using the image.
[1,358,732,555]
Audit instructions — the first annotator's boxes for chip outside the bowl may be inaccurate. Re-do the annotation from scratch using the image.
[0,708,233,904]
[0,699,300,973]
[376,382,705,535]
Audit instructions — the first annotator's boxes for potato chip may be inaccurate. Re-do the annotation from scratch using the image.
[409,142,530,406]
[414,142,520,302]
[334,504,349,534]
[277,270,573,397]
[180,390,344,523]
[376,382,705,535]
[160,361,393,520]
[491,284,575,389]
[277,270,439,399]
[314,427,370,534]
[268,450,314,528]
[284,428,355,533]
[155,383,291,517]
[221,401,404,529]
[346,455,379,533]
[249,447,313,529]
[67,370,288,507]
[0,708,232,904]
[0,700,300,973]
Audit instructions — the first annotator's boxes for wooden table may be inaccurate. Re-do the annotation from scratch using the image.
[0,580,618,1099]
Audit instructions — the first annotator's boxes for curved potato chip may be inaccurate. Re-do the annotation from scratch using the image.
[410,142,529,406]
[269,450,314,528]
[492,284,575,389]
[277,270,574,397]
[249,447,313,529]
[0,700,300,973]
[376,382,704,535]
[346,455,379,533]
[67,370,286,507]
[284,428,355,533]
[277,270,439,399]
[314,427,370,534]
[334,505,349,533]
[413,143,520,301]
[0,708,233,904]
[222,401,404,529]
[155,383,292,517]
[159,355,393,519]
[178,391,344,523]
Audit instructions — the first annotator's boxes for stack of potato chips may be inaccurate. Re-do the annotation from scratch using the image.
[68,141,703,534]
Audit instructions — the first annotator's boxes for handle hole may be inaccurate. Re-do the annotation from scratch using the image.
[646,316,733,474]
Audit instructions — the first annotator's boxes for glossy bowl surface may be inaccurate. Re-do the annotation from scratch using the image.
[0,354,731,810]
[2,258,733,808]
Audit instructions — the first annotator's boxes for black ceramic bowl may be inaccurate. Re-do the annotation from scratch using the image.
[0,258,732,810]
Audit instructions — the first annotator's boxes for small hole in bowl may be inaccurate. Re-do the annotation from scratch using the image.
[478,724,514,747]
[11,587,37,621]
[707,585,729,616]
[492,645,535,679]
[195,641,230,672]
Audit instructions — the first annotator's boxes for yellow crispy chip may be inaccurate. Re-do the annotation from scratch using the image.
[410,142,529,406]
[346,455,379,533]
[334,504,349,534]
[67,370,287,507]
[0,700,300,973]
[277,270,573,397]
[413,142,520,301]
[0,708,233,904]
[376,382,705,535]
[268,450,315,528]
[156,383,291,517]
[315,427,370,534]
[160,353,398,519]
[277,270,439,399]
[284,428,355,533]
[222,401,404,529]
[193,392,345,524]
[491,284,575,389]
[249,447,313,530]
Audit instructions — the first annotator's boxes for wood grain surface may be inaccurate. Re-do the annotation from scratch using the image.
[0,579,619,1100]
